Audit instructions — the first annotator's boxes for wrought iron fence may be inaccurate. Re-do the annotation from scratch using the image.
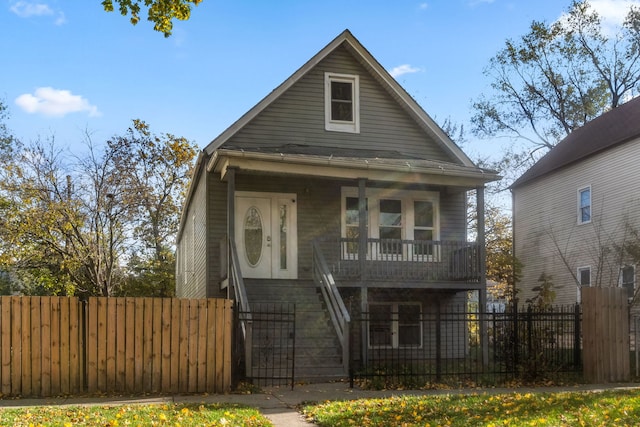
[350,304,582,388]
[236,303,295,388]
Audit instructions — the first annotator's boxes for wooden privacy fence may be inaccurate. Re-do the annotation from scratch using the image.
[582,287,630,383]
[0,296,233,397]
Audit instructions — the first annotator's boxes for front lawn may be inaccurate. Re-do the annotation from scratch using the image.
[303,389,640,426]
[0,402,272,426]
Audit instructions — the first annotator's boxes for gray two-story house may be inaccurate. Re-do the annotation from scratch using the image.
[176,30,499,382]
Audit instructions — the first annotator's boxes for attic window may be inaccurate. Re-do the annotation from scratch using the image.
[325,72,360,133]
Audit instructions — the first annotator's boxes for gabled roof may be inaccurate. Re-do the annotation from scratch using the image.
[203,29,475,168]
[512,96,640,189]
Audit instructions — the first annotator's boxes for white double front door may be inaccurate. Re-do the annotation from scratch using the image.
[235,192,297,279]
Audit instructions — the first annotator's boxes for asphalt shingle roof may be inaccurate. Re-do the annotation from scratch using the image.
[511,96,640,189]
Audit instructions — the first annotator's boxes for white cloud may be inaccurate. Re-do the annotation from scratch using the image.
[15,87,101,118]
[389,64,422,78]
[9,1,66,25]
[556,0,640,34]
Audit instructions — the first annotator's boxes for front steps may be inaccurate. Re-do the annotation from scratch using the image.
[244,279,347,383]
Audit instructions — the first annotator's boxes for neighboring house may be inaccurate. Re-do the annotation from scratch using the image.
[175,30,499,382]
[512,96,640,306]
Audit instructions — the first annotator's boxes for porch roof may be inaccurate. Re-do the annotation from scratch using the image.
[208,147,500,188]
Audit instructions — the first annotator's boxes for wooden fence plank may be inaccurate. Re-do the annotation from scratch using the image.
[125,298,135,393]
[151,298,162,393]
[170,299,180,393]
[116,298,126,391]
[106,299,117,391]
[96,298,107,392]
[50,298,61,396]
[40,297,52,397]
[223,299,233,391]
[86,298,98,393]
[68,298,80,394]
[161,298,172,392]
[10,297,21,396]
[188,300,199,393]
[134,298,144,393]
[21,296,31,397]
[197,299,207,393]
[1,298,12,395]
[214,299,225,393]
[143,298,153,392]
[30,297,41,396]
[59,297,70,395]
[205,299,216,392]
[179,300,190,393]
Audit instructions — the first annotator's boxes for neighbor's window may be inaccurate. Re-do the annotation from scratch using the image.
[578,186,591,224]
[368,303,422,348]
[379,199,402,255]
[325,73,360,133]
[620,265,636,299]
[577,266,591,303]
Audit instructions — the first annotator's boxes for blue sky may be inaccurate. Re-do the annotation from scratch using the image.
[1,0,637,160]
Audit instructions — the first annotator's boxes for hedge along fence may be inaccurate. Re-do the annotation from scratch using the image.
[0,296,233,398]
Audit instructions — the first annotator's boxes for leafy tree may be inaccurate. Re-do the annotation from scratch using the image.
[472,0,640,176]
[0,119,197,297]
[107,120,197,297]
[102,0,203,37]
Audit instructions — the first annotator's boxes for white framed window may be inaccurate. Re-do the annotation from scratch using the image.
[368,302,422,348]
[577,266,591,303]
[620,265,636,299]
[578,186,591,224]
[341,188,439,260]
[325,73,360,133]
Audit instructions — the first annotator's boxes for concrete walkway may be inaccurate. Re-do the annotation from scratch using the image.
[1,381,640,427]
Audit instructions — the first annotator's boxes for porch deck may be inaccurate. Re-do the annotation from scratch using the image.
[314,238,481,286]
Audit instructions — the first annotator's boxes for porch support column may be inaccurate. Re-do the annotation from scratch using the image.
[227,167,237,300]
[358,178,367,279]
[476,185,489,366]
[358,178,368,365]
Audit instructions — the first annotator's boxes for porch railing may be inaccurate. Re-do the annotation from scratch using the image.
[229,238,253,376]
[312,240,351,375]
[315,237,481,283]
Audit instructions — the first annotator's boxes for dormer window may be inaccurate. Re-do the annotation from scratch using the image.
[325,72,360,133]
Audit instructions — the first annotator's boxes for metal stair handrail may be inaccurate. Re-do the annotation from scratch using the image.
[312,239,350,375]
[229,238,252,376]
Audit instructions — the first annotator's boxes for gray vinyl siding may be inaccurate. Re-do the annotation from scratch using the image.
[223,46,456,162]
[176,168,208,299]
[514,137,640,305]
[206,172,228,298]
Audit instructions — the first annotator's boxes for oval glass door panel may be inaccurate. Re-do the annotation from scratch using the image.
[244,206,263,266]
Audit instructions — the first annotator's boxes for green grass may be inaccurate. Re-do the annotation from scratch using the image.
[0,402,272,426]
[303,389,640,426]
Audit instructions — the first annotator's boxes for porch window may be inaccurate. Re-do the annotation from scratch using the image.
[578,186,591,224]
[379,199,402,255]
[325,73,360,133]
[345,196,367,256]
[340,187,439,261]
[368,303,422,348]
[413,201,434,256]
[620,265,635,299]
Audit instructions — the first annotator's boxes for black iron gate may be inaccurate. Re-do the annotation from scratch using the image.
[237,303,296,388]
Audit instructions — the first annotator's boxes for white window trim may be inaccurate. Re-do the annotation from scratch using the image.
[325,72,360,133]
[577,265,591,303]
[341,187,440,261]
[368,302,423,349]
[577,185,591,225]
